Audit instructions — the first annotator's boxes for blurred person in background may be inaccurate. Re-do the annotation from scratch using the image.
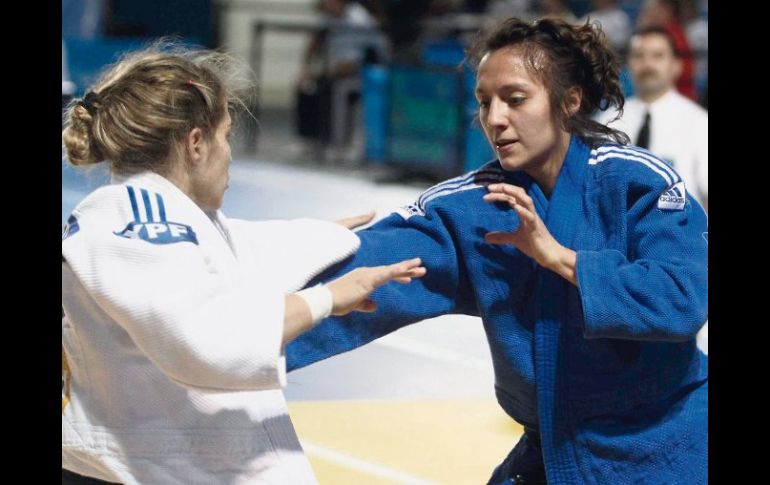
[535,0,577,22]
[62,0,107,110]
[297,0,378,89]
[485,0,537,24]
[295,0,381,161]
[595,26,707,210]
[682,0,707,95]
[579,0,632,53]
[287,17,708,484]
[372,0,433,62]
[62,0,106,39]
[62,40,76,111]
[637,0,697,100]
[464,0,493,13]
[61,42,424,484]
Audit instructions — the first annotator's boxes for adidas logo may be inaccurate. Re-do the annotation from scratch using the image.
[395,204,425,220]
[658,181,686,211]
[404,204,422,215]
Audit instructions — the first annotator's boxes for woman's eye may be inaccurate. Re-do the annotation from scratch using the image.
[509,97,525,106]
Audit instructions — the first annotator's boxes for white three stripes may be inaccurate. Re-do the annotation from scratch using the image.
[589,146,680,186]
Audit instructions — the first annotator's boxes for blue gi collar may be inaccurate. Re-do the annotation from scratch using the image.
[541,135,591,249]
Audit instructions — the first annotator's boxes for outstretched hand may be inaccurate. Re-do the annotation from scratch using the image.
[326,258,426,315]
[334,211,376,230]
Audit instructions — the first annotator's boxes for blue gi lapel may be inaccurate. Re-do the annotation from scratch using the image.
[532,136,591,483]
[542,136,590,247]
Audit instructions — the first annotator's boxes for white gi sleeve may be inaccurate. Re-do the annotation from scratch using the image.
[227,218,361,293]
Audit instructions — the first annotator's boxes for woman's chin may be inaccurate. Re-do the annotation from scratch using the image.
[498,155,526,172]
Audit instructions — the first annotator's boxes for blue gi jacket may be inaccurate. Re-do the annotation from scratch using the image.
[287,136,708,484]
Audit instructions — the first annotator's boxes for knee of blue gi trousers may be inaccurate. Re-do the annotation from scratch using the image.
[486,428,547,485]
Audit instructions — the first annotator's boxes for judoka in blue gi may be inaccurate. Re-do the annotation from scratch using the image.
[287,18,708,484]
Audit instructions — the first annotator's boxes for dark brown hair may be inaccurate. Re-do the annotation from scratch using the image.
[467,17,630,146]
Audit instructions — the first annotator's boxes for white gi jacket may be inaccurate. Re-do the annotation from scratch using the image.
[62,171,360,484]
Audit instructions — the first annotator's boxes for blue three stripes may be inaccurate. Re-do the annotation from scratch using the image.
[127,186,168,223]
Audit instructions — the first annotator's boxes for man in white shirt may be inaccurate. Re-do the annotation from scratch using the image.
[596,26,708,355]
[596,26,708,211]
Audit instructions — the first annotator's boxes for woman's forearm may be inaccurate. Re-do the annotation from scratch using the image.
[544,246,578,287]
[282,294,313,348]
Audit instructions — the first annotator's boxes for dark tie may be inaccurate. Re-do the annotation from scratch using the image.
[636,111,651,149]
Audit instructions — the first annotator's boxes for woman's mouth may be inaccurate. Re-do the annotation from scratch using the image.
[495,139,518,154]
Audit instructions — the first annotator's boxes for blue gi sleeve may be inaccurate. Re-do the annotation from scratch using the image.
[286,205,477,371]
[576,182,708,341]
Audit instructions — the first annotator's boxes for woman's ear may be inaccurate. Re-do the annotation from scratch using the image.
[185,127,207,165]
[565,87,582,118]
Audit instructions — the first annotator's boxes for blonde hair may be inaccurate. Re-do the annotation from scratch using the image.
[62,40,254,174]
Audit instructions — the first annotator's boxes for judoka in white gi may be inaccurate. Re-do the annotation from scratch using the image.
[61,44,424,484]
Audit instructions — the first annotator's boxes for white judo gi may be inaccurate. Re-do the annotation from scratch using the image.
[62,170,360,484]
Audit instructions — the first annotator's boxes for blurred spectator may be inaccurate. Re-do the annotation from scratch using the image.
[62,0,106,38]
[62,40,76,110]
[62,0,105,108]
[429,0,465,15]
[295,0,381,158]
[637,0,697,101]
[596,27,707,210]
[357,0,388,21]
[379,0,434,63]
[682,0,707,95]
[463,0,492,13]
[485,0,537,23]
[536,0,577,21]
[683,0,707,54]
[98,0,215,46]
[579,0,632,53]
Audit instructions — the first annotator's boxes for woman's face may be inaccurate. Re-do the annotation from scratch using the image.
[475,46,567,174]
[192,111,232,213]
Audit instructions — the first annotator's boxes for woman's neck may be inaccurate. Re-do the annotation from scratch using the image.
[163,159,196,202]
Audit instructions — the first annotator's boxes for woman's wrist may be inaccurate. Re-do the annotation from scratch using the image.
[544,245,578,286]
[295,285,334,324]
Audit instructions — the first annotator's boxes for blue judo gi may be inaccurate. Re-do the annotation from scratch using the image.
[287,136,708,484]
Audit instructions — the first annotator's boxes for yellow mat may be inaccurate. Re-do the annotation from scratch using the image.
[288,399,524,484]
